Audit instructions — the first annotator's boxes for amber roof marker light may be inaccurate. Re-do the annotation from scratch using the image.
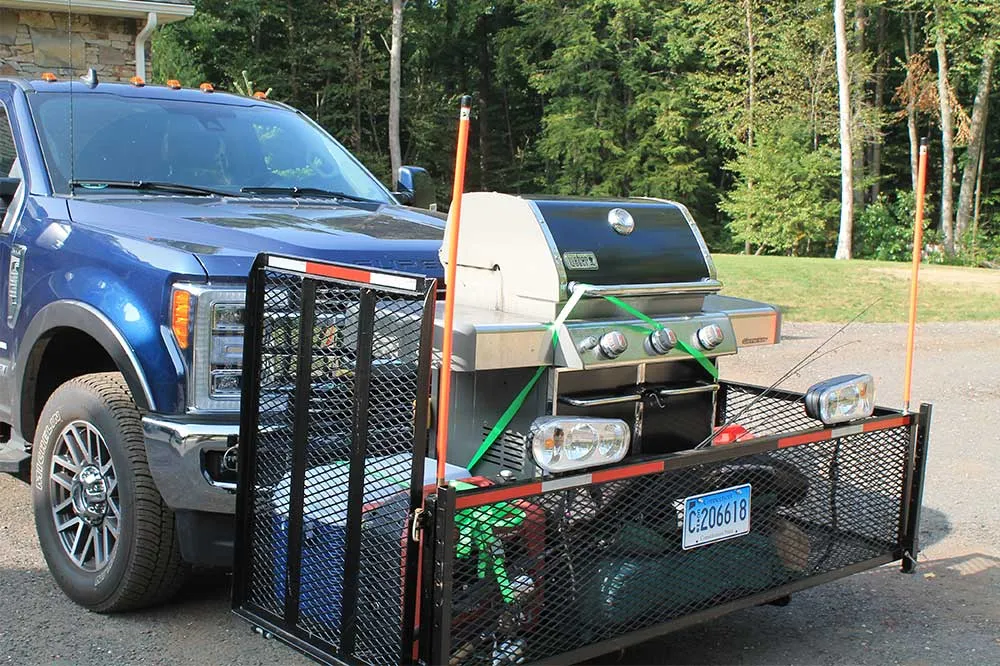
[199,82,215,93]
[166,79,182,90]
[41,72,58,82]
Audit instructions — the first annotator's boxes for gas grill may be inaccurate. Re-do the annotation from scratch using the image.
[434,193,781,477]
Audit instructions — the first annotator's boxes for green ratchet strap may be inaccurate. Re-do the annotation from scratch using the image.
[467,286,719,471]
[453,481,526,603]
[466,285,588,470]
[467,365,547,469]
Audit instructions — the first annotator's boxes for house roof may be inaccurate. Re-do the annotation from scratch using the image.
[0,0,194,23]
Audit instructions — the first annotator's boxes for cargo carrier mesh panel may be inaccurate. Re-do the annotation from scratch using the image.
[234,255,435,666]
[435,402,919,665]
[720,383,825,437]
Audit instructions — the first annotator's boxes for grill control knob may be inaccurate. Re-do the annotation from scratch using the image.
[646,327,678,355]
[598,331,629,359]
[696,324,725,350]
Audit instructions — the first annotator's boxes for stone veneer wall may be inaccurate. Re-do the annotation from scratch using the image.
[0,9,143,82]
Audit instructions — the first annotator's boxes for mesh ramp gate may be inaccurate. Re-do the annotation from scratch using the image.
[233,254,436,666]
[423,388,930,665]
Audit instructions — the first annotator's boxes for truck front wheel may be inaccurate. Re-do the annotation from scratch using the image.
[31,372,189,611]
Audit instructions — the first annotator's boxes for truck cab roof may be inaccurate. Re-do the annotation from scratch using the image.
[2,77,279,109]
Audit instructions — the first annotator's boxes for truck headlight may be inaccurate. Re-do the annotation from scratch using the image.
[804,374,875,425]
[530,417,630,473]
[210,303,246,397]
[172,284,246,412]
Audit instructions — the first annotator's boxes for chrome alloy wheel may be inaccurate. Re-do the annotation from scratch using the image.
[48,420,120,572]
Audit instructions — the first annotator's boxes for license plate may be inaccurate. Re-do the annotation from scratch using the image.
[680,484,751,550]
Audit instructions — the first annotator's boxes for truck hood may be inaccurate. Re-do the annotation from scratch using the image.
[67,196,446,279]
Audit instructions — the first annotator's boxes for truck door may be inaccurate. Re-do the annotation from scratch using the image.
[0,89,27,423]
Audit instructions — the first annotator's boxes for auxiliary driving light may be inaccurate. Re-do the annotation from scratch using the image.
[804,374,875,425]
[530,417,630,473]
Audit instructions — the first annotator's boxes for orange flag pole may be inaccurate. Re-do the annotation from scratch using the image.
[436,95,472,486]
[903,137,929,413]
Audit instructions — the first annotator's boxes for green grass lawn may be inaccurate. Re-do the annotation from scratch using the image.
[713,254,1000,322]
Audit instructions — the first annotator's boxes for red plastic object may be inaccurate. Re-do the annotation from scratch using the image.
[712,424,752,446]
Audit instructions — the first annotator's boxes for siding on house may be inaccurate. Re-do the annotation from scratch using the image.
[0,9,142,82]
[0,2,193,83]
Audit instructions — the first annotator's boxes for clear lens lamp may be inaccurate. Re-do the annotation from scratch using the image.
[210,303,246,398]
[530,417,630,473]
[805,374,876,425]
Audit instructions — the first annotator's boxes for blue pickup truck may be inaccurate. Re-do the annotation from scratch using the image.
[0,76,444,611]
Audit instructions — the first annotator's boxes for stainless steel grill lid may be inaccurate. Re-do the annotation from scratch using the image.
[531,197,713,287]
[440,193,720,321]
[437,193,779,371]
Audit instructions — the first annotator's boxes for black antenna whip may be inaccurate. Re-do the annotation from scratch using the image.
[696,297,882,449]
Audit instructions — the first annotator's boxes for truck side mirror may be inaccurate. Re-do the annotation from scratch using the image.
[394,166,436,210]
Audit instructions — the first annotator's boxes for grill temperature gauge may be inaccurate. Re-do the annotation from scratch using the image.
[598,331,629,359]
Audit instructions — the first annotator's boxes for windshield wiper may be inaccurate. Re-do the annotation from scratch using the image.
[240,186,377,203]
[70,180,242,198]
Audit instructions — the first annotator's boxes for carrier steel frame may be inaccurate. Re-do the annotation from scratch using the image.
[233,254,931,666]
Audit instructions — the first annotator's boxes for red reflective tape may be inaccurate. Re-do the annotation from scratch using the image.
[778,430,832,449]
[778,415,911,449]
[863,415,911,432]
[455,482,542,509]
[592,460,665,484]
[305,262,371,284]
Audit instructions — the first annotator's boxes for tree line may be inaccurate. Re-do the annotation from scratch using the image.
[152,0,1000,264]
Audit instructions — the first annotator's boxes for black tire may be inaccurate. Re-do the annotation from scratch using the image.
[31,372,189,612]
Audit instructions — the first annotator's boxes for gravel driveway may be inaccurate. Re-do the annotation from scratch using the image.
[1,321,998,665]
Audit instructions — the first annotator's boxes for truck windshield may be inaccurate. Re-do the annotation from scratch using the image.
[27,91,394,203]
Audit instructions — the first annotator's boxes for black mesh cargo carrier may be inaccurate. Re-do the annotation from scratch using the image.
[233,195,931,666]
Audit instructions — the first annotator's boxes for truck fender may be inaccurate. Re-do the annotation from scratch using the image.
[15,300,155,440]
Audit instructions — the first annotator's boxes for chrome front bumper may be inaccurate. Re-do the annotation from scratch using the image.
[142,415,239,514]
